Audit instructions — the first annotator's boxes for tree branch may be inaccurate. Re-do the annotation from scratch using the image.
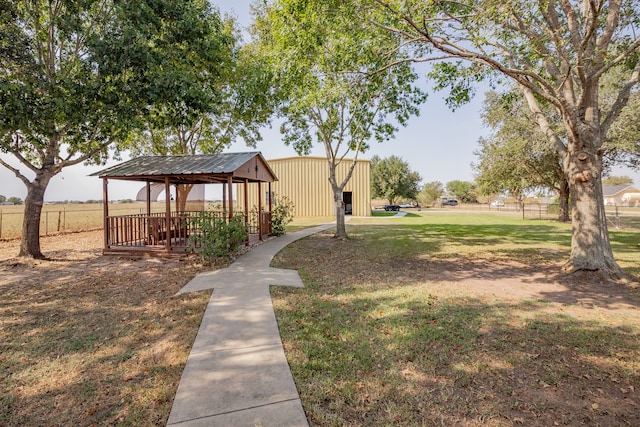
[520,84,568,156]
[601,63,640,134]
[0,156,31,187]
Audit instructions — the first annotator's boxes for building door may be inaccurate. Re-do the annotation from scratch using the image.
[343,191,353,215]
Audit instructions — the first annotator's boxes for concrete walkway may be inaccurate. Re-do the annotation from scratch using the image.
[167,223,335,427]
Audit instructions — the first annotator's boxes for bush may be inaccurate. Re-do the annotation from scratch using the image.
[270,195,294,236]
[188,213,248,264]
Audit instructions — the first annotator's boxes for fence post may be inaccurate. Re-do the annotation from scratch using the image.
[0,210,2,239]
[45,211,49,236]
[57,211,62,232]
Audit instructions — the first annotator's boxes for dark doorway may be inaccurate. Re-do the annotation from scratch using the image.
[343,191,353,215]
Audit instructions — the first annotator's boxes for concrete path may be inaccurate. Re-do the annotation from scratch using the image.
[167,223,334,427]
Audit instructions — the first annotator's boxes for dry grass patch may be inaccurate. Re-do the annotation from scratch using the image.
[271,215,640,426]
[0,231,212,426]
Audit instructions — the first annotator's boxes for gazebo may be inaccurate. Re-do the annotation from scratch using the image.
[92,152,277,256]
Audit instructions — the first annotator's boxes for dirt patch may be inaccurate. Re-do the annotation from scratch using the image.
[0,231,212,426]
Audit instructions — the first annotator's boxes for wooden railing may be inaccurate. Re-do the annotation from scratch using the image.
[105,210,273,252]
[105,211,226,249]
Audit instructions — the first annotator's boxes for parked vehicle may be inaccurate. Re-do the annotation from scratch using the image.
[490,200,505,207]
[441,199,458,206]
[400,201,420,208]
[384,204,401,211]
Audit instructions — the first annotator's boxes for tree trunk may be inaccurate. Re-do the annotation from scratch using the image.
[327,157,349,239]
[19,174,52,259]
[176,183,195,213]
[563,150,624,278]
[333,188,347,239]
[557,177,570,222]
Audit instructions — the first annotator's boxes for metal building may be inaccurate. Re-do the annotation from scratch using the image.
[237,156,371,217]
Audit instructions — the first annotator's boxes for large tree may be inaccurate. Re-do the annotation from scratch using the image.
[252,0,426,238]
[123,14,276,212]
[368,0,640,279]
[418,181,445,207]
[475,78,640,222]
[0,0,233,258]
[126,21,276,158]
[474,91,571,221]
[371,155,422,204]
[446,180,477,203]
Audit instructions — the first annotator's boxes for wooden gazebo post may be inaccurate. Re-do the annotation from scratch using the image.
[102,178,109,250]
[257,181,263,240]
[222,181,227,215]
[227,175,233,221]
[145,182,151,216]
[268,182,273,236]
[244,179,249,244]
[164,177,171,252]
[145,181,151,247]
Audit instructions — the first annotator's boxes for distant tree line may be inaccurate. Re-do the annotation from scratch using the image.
[0,195,23,205]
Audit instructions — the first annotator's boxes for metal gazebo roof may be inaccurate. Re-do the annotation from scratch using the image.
[91,152,277,184]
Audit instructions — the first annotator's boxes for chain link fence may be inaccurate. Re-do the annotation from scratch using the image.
[492,203,640,231]
[423,202,640,232]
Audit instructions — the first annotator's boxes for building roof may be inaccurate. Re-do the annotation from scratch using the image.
[603,184,639,197]
[91,152,277,184]
[268,155,371,163]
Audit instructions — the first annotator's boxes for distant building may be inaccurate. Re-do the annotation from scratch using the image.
[237,156,371,217]
[603,184,640,206]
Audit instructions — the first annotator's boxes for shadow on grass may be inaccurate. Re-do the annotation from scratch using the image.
[273,288,640,426]
[271,221,640,425]
[287,225,638,309]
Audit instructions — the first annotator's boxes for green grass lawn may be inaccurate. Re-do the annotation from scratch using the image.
[272,212,640,426]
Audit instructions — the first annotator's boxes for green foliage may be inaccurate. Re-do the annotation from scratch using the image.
[0,0,236,257]
[603,176,634,186]
[270,195,295,237]
[125,10,275,157]
[474,90,564,201]
[418,181,444,207]
[252,0,426,238]
[7,197,22,205]
[369,0,640,272]
[188,213,248,264]
[446,180,477,203]
[370,155,422,204]
[0,195,5,203]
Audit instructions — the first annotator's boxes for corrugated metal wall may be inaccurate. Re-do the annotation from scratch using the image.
[237,156,371,217]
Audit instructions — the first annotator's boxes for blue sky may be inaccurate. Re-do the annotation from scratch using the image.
[0,1,636,201]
